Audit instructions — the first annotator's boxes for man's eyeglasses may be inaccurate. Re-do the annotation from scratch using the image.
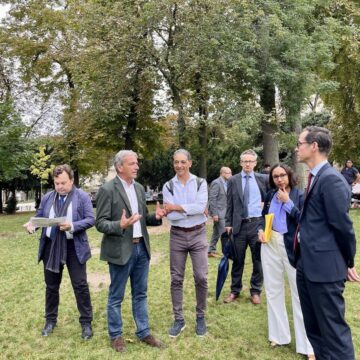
[273,173,288,180]
[241,160,256,164]
[296,141,310,147]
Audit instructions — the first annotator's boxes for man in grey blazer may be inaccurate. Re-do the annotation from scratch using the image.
[95,150,166,353]
[224,149,269,305]
[208,167,232,257]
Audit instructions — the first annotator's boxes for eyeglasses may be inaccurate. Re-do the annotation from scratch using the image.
[241,160,256,164]
[296,141,310,147]
[273,173,288,180]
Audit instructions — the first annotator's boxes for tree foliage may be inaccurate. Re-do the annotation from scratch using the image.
[1,0,360,186]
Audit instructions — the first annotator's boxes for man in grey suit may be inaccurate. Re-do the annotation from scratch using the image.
[95,150,166,353]
[208,167,232,257]
[224,149,269,305]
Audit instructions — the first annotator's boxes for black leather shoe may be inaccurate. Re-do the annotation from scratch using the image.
[41,322,56,337]
[81,324,93,340]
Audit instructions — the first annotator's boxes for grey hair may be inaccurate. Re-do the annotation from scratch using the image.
[114,150,138,169]
[240,149,258,161]
[173,148,192,160]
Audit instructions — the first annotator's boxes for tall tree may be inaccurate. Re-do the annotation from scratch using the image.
[320,0,360,164]
[71,0,164,159]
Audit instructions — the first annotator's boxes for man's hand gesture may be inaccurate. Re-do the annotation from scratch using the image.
[155,201,167,219]
[120,209,142,229]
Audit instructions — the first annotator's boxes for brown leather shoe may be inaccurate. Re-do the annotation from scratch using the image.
[141,334,163,348]
[223,293,238,303]
[208,252,221,258]
[111,336,126,352]
[250,294,261,305]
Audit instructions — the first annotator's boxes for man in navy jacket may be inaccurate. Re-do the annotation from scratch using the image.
[25,164,94,340]
[295,126,359,360]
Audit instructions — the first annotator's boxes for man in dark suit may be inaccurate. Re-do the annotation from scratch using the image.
[224,149,269,305]
[208,166,232,257]
[25,164,94,340]
[95,150,166,353]
[295,126,359,360]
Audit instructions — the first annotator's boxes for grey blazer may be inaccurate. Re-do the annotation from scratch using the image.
[208,177,227,219]
[95,176,161,266]
[225,172,269,235]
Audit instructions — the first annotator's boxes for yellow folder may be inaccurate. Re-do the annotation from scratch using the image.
[264,213,274,243]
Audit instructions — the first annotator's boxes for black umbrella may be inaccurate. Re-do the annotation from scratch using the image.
[216,232,236,301]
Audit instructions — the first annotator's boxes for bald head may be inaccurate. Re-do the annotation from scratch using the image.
[220,167,232,181]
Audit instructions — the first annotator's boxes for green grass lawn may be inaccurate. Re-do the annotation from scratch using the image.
[0,210,359,360]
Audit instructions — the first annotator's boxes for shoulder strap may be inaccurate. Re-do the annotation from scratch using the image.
[196,177,204,191]
[166,177,204,196]
[166,179,174,196]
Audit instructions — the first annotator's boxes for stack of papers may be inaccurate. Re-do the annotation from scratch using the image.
[30,217,67,228]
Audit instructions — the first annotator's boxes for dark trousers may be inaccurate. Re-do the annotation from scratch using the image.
[43,238,93,325]
[296,257,354,360]
[231,221,263,296]
[208,218,225,253]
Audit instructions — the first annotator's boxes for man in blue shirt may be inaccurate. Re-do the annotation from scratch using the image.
[224,149,269,305]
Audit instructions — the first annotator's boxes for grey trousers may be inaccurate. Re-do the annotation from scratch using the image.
[208,218,225,253]
[170,224,208,320]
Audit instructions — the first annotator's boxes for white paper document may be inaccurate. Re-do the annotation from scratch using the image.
[30,217,67,228]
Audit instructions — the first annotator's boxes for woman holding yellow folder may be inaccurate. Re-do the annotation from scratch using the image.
[258,164,314,359]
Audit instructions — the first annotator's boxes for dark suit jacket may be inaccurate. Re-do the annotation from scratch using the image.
[95,176,161,266]
[298,162,356,282]
[225,172,269,235]
[262,187,303,266]
[36,187,95,264]
[208,177,227,219]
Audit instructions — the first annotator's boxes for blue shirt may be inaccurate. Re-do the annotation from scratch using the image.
[309,160,329,187]
[241,171,262,217]
[162,173,208,227]
[268,192,294,234]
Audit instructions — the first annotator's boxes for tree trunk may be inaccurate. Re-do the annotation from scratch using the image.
[291,110,307,190]
[35,188,41,209]
[124,67,141,150]
[198,121,208,179]
[171,85,186,148]
[0,187,3,213]
[195,72,208,179]
[260,82,279,165]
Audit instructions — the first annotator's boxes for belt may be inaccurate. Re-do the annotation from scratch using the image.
[172,223,205,232]
[242,216,262,224]
[132,237,143,244]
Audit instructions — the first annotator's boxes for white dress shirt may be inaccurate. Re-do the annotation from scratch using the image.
[46,194,74,239]
[118,176,143,238]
